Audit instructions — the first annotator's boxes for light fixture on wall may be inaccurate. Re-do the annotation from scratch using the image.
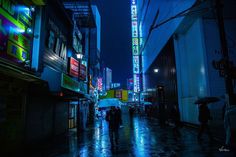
[76,53,83,60]
[153,68,159,73]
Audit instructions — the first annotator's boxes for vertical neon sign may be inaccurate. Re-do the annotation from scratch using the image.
[131,0,140,93]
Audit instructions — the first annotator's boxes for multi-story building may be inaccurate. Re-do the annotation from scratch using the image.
[103,67,112,91]
[0,0,99,153]
[135,0,236,136]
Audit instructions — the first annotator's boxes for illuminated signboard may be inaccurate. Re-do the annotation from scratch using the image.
[132,45,139,56]
[97,78,103,91]
[61,73,80,92]
[68,57,78,77]
[115,90,122,99]
[79,63,86,80]
[133,55,139,74]
[132,22,138,37]
[0,1,33,65]
[127,78,133,90]
[131,0,140,93]
[131,4,137,21]
[133,74,140,92]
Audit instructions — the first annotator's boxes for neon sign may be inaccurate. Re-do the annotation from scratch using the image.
[133,56,139,74]
[0,1,33,65]
[133,74,140,93]
[131,0,140,92]
[97,78,103,91]
[69,57,79,77]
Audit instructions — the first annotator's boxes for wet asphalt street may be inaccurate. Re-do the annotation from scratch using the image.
[25,107,236,157]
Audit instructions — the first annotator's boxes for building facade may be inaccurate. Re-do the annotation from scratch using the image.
[136,0,236,132]
[103,67,112,91]
[0,0,99,153]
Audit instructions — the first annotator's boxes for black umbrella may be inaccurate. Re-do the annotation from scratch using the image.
[194,96,220,104]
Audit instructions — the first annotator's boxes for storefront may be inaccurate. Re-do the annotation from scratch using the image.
[0,0,44,153]
[68,101,77,129]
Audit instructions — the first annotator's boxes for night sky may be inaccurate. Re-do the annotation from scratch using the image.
[96,0,132,88]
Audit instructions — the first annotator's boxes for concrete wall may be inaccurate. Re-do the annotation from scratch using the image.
[202,18,236,137]
[174,16,236,124]
[174,18,208,124]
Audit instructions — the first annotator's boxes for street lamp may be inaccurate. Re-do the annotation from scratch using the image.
[77,53,83,82]
[153,68,159,73]
[76,53,83,60]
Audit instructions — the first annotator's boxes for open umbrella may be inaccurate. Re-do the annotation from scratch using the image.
[194,96,220,104]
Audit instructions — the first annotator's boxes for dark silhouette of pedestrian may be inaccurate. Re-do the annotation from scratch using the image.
[170,104,181,137]
[129,107,135,118]
[116,107,122,127]
[197,103,213,141]
[106,106,121,149]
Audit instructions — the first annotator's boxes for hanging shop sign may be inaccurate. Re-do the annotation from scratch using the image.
[133,55,139,74]
[79,63,86,80]
[133,74,140,93]
[61,73,80,93]
[0,0,34,66]
[68,57,78,77]
[97,77,103,91]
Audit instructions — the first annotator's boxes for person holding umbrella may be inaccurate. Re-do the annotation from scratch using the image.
[195,97,220,141]
[197,102,213,141]
[106,106,121,150]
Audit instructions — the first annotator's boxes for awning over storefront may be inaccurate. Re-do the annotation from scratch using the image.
[0,58,46,83]
[0,59,49,95]
[41,67,90,101]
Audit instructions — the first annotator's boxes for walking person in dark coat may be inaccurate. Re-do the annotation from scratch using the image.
[116,107,122,127]
[129,106,135,118]
[197,103,213,141]
[106,106,121,149]
[170,104,181,137]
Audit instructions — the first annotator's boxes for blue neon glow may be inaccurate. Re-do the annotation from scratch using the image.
[26,28,32,34]
[15,6,30,15]
[131,0,140,93]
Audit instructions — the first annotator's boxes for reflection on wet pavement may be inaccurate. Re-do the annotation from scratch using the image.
[27,108,236,157]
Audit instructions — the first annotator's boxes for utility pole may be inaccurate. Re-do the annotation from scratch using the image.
[87,27,91,94]
[215,0,234,105]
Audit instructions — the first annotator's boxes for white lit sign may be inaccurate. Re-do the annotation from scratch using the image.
[133,56,139,74]
[133,74,140,92]
[131,0,140,93]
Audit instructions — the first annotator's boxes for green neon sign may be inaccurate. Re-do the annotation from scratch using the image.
[0,1,33,63]
[61,74,80,93]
